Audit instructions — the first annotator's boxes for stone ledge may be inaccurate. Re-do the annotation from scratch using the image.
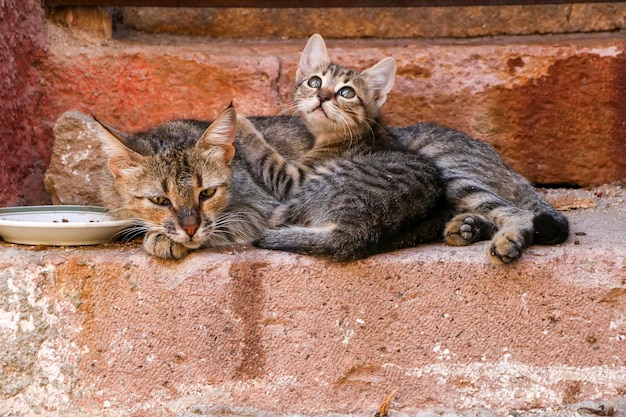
[1,187,624,416]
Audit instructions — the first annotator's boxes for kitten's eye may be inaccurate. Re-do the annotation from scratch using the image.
[338,86,356,99]
[307,76,322,89]
[148,196,170,206]
[199,187,217,202]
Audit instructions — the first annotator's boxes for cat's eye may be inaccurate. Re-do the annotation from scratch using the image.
[307,76,322,89]
[199,187,217,202]
[338,86,356,99]
[148,196,170,206]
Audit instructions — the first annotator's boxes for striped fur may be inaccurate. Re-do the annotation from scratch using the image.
[238,34,449,261]
[247,33,569,264]
[393,123,570,264]
[96,106,310,259]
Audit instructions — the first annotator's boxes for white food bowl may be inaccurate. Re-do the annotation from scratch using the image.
[0,205,134,246]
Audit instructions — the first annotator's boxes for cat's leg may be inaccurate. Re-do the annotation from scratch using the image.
[267,203,291,228]
[482,206,535,264]
[515,193,570,245]
[444,213,495,246]
[236,115,306,201]
[446,178,536,264]
[143,231,190,259]
[255,224,367,262]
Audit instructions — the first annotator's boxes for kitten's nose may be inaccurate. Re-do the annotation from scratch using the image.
[317,91,331,103]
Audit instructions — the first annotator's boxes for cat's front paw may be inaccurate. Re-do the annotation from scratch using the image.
[268,204,290,228]
[488,231,525,264]
[444,213,494,246]
[236,114,260,137]
[143,231,190,259]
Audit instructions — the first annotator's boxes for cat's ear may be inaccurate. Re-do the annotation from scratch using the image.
[197,105,236,164]
[94,119,145,178]
[296,33,331,84]
[361,57,397,109]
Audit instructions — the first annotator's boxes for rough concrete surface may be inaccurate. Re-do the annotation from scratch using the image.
[0,185,624,416]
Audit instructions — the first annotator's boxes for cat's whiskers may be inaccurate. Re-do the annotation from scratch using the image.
[334,111,358,148]
[364,116,379,144]
[278,104,301,117]
[213,212,246,233]
[113,223,146,242]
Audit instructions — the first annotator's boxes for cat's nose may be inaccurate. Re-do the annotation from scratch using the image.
[178,212,199,237]
[317,91,331,103]
[182,224,198,237]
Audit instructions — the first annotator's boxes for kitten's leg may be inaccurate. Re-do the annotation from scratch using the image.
[236,115,306,201]
[268,204,291,228]
[444,213,495,246]
[143,231,190,259]
[255,224,369,262]
[483,207,535,265]
[447,179,535,264]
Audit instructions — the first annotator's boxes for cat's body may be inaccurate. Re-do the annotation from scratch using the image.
[238,34,450,261]
[244,33,569,264]
[393,122,570,263]
[96,107,314,259]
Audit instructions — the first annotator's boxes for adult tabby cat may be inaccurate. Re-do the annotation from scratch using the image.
[237,36,450,261]
[244,33,569,264]
[96,105,312,259]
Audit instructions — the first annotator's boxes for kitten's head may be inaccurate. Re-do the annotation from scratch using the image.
[294,33,396,141]
[96,106,237,250]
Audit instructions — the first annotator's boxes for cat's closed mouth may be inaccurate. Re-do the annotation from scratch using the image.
[313,106,327,116]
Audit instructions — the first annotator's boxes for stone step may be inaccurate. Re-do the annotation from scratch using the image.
[1,186,624,416]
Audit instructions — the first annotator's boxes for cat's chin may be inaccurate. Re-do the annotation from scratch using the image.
[182,240,204,249]
[168,235,204,249]
[303,108,335,131]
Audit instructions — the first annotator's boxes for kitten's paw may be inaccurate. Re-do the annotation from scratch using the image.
[143,232,190,259]
[236,114,260,136]
[268,204,290,228]
[488,231,525,265]
[444,213,494,246]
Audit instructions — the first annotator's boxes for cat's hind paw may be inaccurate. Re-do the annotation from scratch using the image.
[487,231,525,265]
[143,232,190,259]
[444,213,494,246]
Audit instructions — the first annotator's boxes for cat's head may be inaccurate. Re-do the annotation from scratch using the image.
[96,106,237,250]
[294,33,396,141]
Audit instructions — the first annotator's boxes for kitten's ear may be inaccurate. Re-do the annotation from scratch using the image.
[361,57,397,109]
[296,33,331,84]
[197,105,236,164]
[94,120,145,178]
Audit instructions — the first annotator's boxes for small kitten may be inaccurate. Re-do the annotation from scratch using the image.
[248,33,569,264]
[238,34,449,261]
[95,106,287,259]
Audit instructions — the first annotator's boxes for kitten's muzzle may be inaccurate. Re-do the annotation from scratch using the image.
[316,90,331,103]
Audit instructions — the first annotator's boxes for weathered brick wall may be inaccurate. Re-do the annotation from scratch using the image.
[0,1,50,207]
